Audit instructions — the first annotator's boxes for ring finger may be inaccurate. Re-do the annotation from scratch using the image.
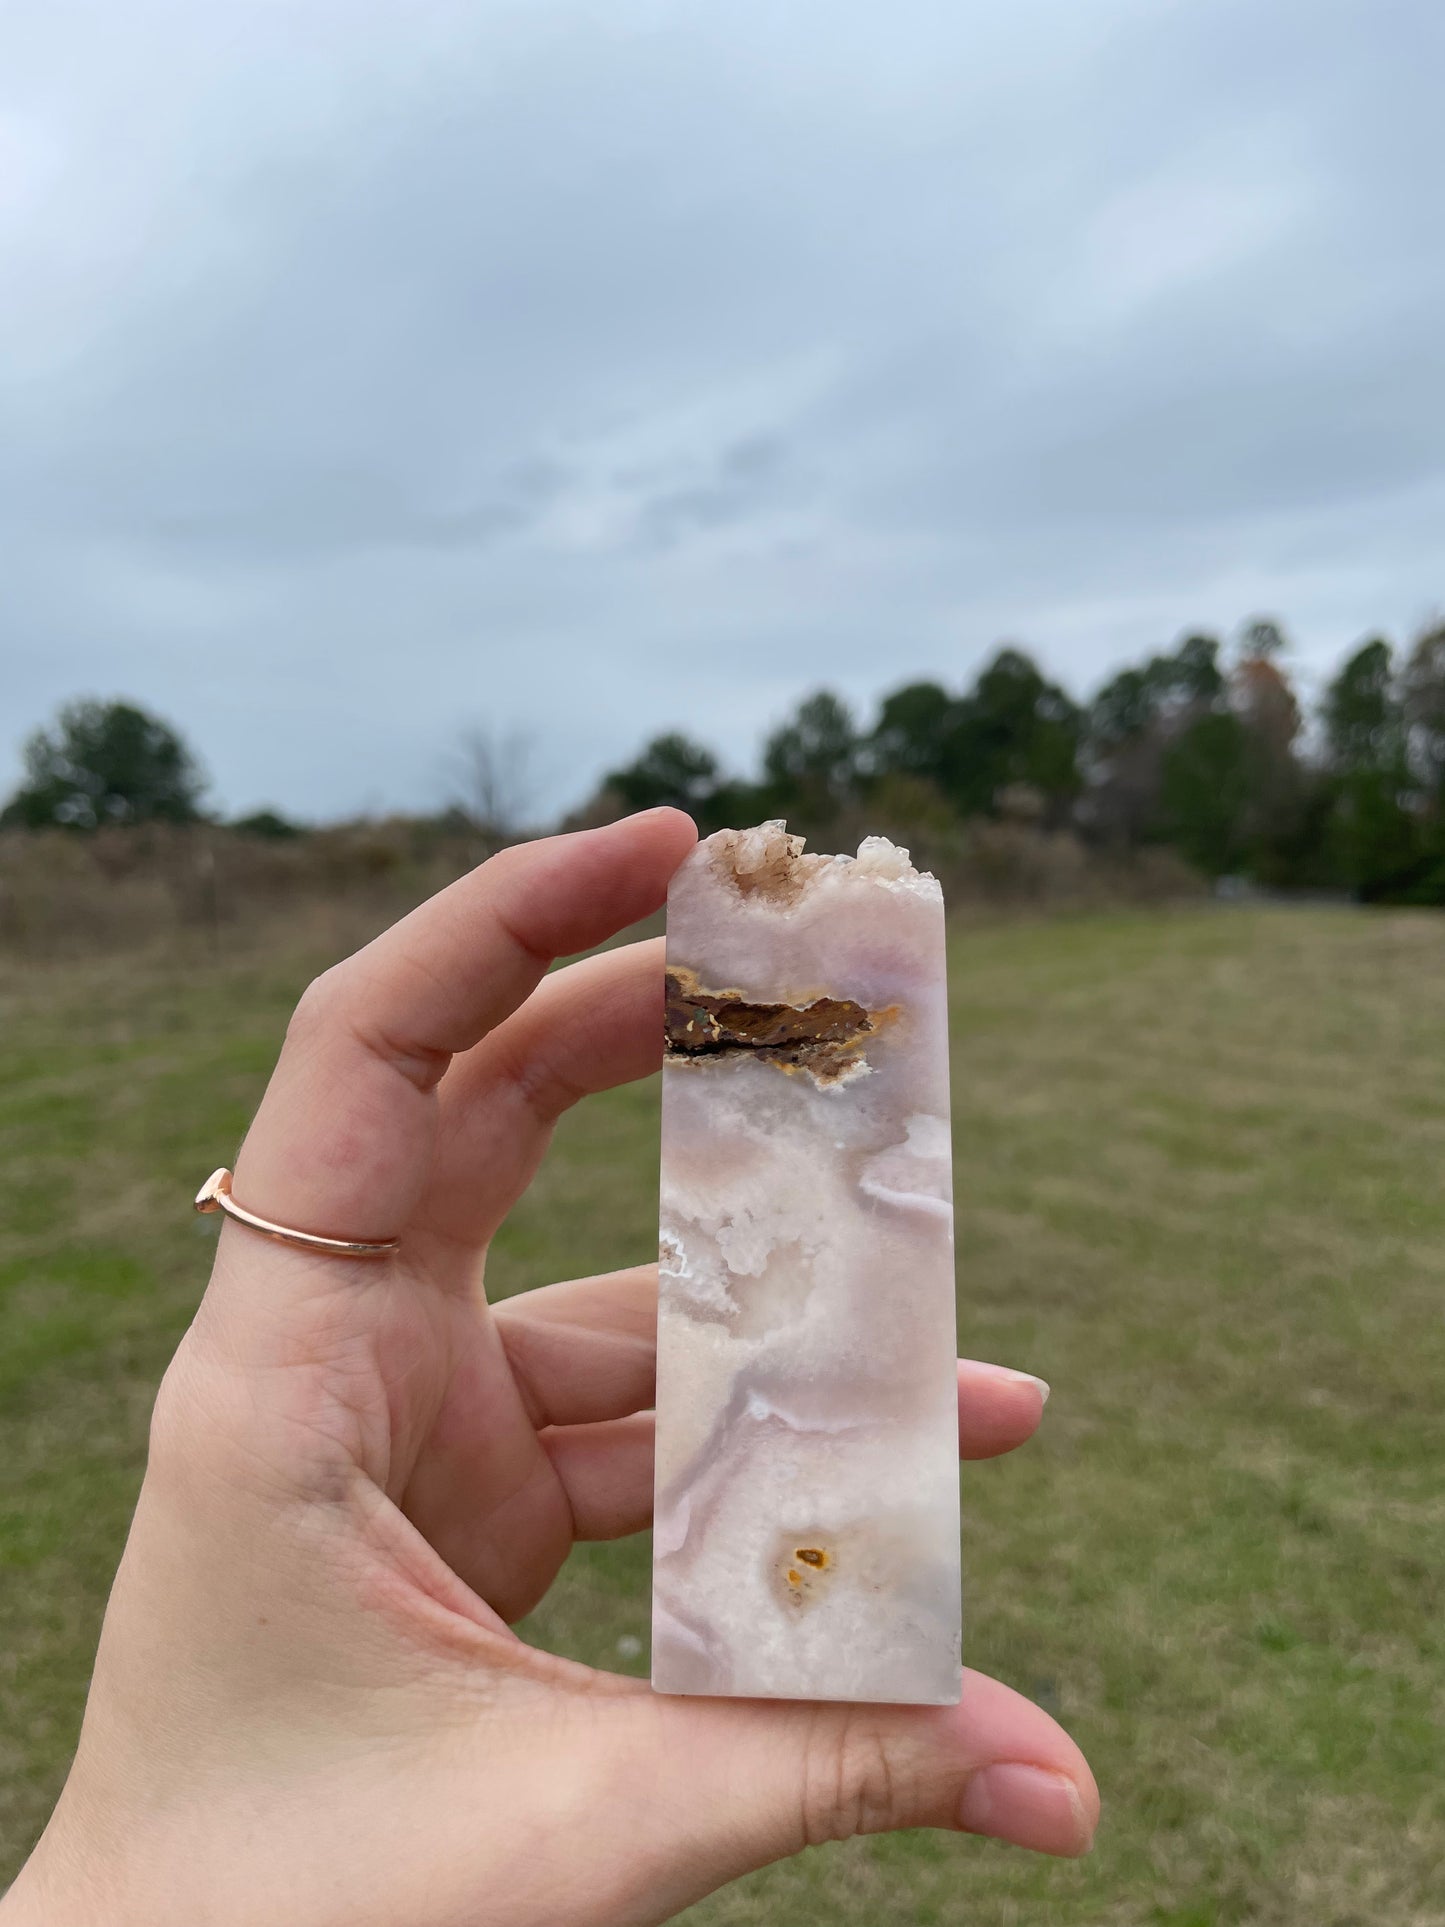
[498,1264,1051,1541]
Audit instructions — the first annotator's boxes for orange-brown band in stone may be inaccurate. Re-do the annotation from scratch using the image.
[664,965,888,1082]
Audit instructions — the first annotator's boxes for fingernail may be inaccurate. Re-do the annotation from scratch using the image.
[957,1764,1093,1856]
[1001,1368,1050,1405]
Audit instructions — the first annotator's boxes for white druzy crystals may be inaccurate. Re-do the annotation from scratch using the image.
[652,821,962,1704]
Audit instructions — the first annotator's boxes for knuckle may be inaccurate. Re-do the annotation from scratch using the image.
[146,1345,241,1495]
[287,964,345,1045]
[147,1354,195,1472]
[802,1714,906,1846]
[503,1041,584,1128]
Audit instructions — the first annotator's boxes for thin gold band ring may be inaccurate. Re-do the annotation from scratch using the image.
[193,1168,400,1259]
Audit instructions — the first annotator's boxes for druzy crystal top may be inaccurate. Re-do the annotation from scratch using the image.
[652,822,962,1704]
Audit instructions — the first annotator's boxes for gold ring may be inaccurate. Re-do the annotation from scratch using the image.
[193,1168,400,1259]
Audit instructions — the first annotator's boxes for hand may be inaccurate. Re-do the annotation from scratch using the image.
[4,809,1097,1927]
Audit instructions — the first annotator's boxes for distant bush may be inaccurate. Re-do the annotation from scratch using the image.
[0,819,509,962]
[231,809,302,840]
[826,792,1204,912]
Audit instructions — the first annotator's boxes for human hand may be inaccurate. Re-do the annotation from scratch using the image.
[4,810,1097,1927]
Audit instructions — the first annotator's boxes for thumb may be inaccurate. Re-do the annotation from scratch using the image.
[612,1670,1099,1919]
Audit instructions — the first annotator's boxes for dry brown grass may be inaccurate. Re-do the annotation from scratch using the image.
[0,814,1202,966]
[0,819,493,961]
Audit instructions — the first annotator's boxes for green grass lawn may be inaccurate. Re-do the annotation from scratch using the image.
[2,908,1442,1922]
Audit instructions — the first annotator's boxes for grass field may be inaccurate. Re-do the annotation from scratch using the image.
[2,907,1442,1922]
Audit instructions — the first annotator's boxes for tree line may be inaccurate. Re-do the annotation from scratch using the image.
[602,619,1445,904]
[7,615,1445,903]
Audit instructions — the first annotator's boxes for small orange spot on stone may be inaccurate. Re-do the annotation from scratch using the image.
[787,1568,802,1585]
[795,1546,828,1568]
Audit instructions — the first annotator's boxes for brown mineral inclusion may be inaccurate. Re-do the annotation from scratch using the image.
[663,965,885,1083]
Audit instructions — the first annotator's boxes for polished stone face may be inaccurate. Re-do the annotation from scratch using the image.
[652,822,963,1704]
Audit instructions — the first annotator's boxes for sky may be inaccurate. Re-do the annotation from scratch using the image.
[3,0,1443,822]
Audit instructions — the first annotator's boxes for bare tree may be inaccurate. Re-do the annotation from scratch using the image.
[451,725,537,849]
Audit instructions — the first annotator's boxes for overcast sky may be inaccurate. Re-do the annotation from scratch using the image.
[3,0,1443,820]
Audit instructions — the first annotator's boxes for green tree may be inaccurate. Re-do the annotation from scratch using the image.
[1321,641,1417,897]
[1089,636,1225,760]
[1399,622,1445,902]
[761,689,860,818]
[1088,665,1156,751]
[1172,633,1227,705]
[1402,622,1445,804]
[868,681,954,783]
[940,648,1081,820]
[1159,711,1252,874]
[1084,635,1226,846]
[1326,773,1419,899]
[2,698,205,829]
[604,732,720,814]
[1324,637,1400,771]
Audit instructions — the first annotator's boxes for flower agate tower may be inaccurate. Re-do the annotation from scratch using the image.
[652,822,962,1704]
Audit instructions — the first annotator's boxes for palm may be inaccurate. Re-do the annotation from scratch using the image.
[391,1253,657,1625]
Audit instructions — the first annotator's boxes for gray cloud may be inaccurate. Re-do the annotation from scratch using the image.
[2,0,1443,819]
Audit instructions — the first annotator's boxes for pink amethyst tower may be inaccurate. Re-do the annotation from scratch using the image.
[652,822,962,1704]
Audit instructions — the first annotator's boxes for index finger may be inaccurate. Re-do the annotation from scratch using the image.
[228,808,696,1250]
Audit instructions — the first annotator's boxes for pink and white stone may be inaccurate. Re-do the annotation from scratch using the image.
[652,821,962,1704]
